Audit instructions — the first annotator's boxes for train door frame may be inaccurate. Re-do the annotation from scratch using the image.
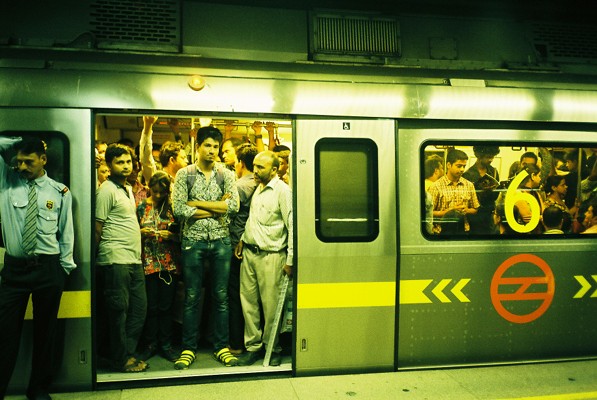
[93,110,297,388]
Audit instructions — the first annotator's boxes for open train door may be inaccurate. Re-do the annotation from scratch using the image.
[294,119,397,375]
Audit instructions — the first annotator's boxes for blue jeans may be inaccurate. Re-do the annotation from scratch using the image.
[181,237,232,352]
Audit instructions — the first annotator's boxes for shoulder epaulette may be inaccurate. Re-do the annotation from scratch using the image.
[48,180,69,196]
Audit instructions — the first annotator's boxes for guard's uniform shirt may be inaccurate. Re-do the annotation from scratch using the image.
[0,136,76,274]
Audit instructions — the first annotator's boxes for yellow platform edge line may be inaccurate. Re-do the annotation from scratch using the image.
[494,391,597,400]
[25,290,91,320]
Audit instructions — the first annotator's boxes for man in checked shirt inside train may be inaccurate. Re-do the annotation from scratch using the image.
[0,136,76,400]
[172,126,239,369]
[428,148,480,235]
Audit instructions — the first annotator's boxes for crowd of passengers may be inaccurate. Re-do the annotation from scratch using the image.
[424,146,597,236]
[95,118,292,373]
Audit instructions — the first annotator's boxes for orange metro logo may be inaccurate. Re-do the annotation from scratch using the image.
[490,254,555,324]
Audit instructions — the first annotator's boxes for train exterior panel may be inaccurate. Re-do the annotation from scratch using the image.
[1,1,597,393]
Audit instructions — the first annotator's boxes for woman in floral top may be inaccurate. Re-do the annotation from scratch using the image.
[136,171,180,362]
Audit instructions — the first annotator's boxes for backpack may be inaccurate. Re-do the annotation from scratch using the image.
[185,164,225,197]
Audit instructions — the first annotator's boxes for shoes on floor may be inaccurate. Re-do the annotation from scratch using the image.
[269,352,282,366]
[238,349,262,366]
[26,390,52,400]
[121,357,149,373]
[137,344,157,362]
[213,347,239,367]
[160,346,180,362]
[174,349,196,370]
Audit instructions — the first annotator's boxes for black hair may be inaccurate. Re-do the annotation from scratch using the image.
[473,146,500,158]
[273,144,291,153]
[236,143,258,171]
[159,141,185,167]
[446,148,468,165]
[148,170,171,193]
[196,126,223,146]
[424,155,443,179]
[518,164,540,187]
[15,137,46,156]
[105,143,134,165]
[519,152,538,163]
[542,205,564,229]
[545,175,565,195]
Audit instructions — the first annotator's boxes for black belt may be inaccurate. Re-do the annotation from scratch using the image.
[243,242,286,255]
[4,253,60,268]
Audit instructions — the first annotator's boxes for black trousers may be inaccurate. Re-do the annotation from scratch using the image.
[142,271,177,351]
[0,254,66,398]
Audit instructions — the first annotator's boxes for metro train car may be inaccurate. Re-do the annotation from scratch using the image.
[1,0,597,395]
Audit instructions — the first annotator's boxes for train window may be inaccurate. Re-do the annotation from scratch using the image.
[315,138,379,242]
[421,143,597,238]
[0,132,70,186]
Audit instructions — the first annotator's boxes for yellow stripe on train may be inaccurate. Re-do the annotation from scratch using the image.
[297,279,472,308]
[298,282,396,309]
[24,290,91,319]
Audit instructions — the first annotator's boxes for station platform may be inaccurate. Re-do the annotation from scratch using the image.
[6,359,597,400]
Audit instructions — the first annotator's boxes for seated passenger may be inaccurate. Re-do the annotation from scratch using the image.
[428,149,479,235]
[542,205,565,234]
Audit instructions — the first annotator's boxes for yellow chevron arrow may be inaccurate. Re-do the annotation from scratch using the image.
[451,278,471,303]
[432,279,452,303]
[592,275,597,298]
[574,276,592,299]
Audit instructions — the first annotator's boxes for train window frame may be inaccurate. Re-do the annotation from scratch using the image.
[0,131,70,187]
[314,137,380,242]
[420,140,597,240]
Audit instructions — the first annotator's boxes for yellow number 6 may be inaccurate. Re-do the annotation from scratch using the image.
[504,171,541,233]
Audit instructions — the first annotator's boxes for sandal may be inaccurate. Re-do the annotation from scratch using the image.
[213,347,238,367]
[122,357,148,373]
[174,350,196,370]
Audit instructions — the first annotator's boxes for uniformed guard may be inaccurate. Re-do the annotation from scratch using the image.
[0,136,76,400]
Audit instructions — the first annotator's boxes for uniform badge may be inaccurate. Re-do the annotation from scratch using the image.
[46,200,54,210]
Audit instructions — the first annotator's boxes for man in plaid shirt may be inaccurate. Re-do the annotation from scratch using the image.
[428,148,480,235]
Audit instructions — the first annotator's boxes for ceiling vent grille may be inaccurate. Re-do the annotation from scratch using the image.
[90,0,180,52]
[310,12,401,63]
[531,22,597,61]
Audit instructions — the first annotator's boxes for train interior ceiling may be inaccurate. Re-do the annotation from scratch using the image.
[96,115,293,153]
